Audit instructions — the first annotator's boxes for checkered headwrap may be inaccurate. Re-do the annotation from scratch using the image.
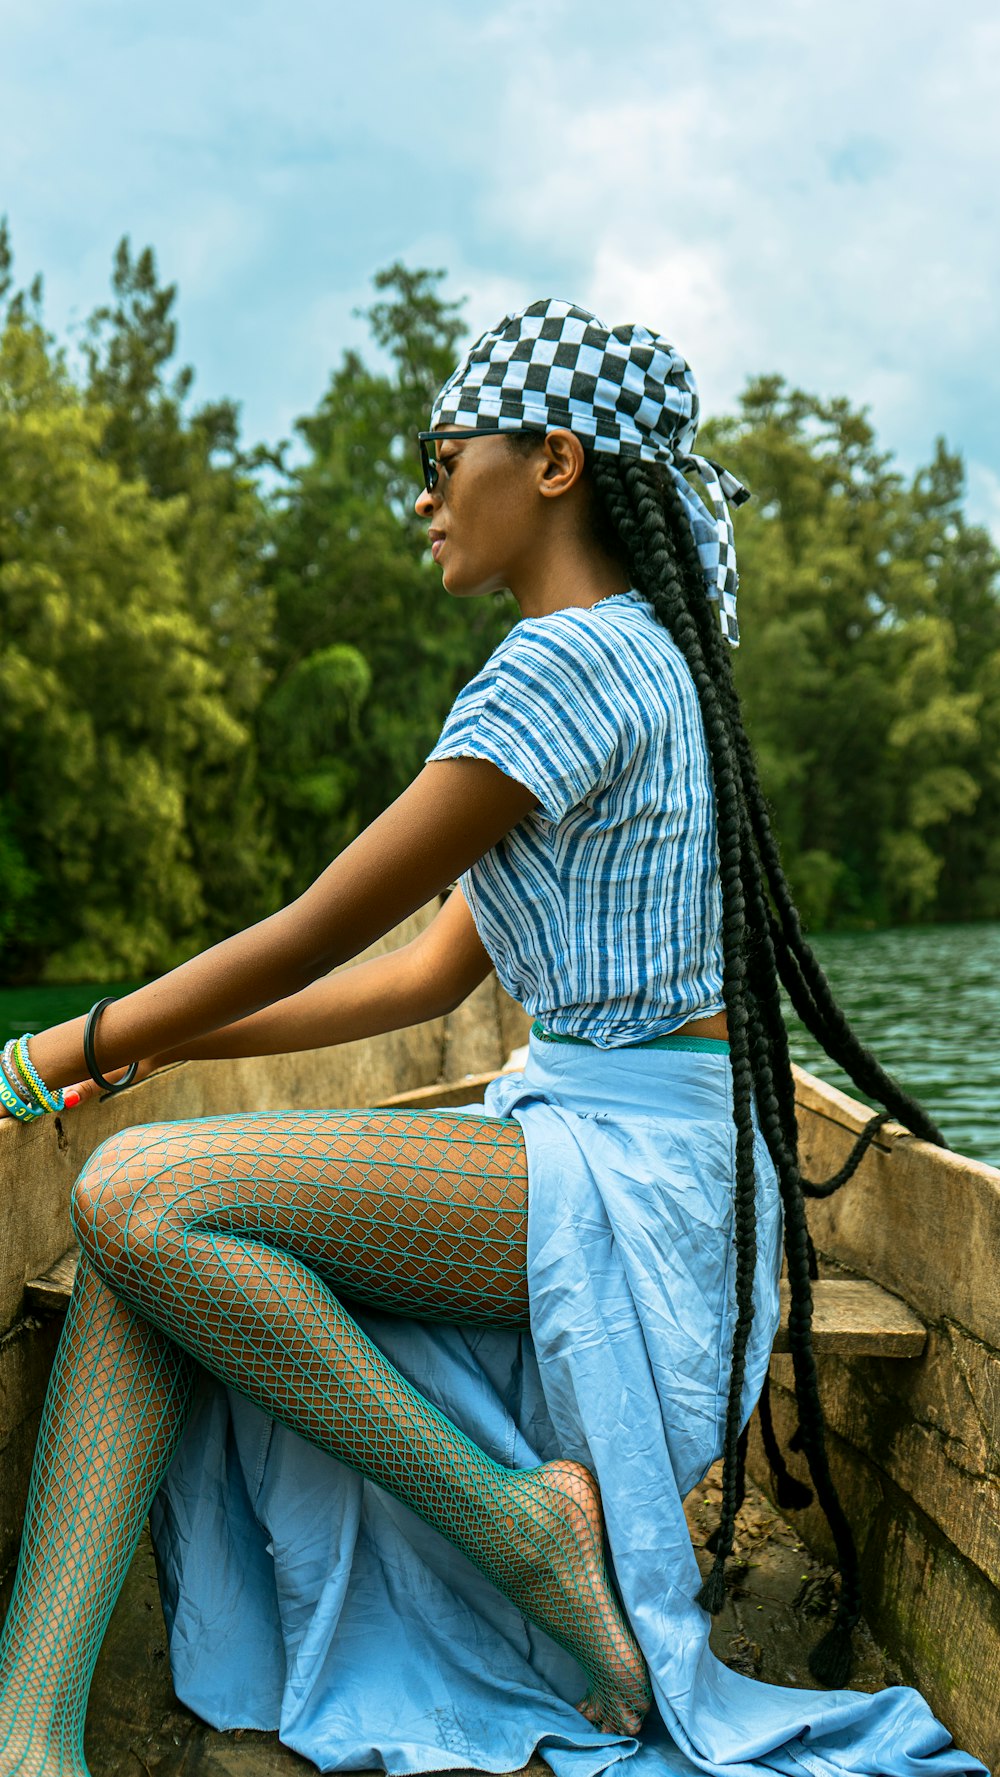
[430,298,750,646]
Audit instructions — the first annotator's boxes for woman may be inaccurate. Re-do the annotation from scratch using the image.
[0,300,985,1777]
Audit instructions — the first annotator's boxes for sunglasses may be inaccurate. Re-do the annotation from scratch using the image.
[416,427,544,496]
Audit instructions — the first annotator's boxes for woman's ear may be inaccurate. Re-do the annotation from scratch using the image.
[537,428,587,497]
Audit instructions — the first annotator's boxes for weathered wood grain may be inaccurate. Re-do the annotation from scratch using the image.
[746,1064,1000,1771]
[769,1320,1000,1585]
[752,1371,1000,1773]
[22,1246,80,1314]
[792,1064,1000,1347]
[375,1073,493,1111]
[772,1278,926,1354]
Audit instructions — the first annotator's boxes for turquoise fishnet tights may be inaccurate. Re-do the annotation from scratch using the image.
[0,1107,650,1776]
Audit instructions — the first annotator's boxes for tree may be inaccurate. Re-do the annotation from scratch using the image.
[0,309,253,979]
[82,239,283,940]
[3,225,997,983]
[261,264,513,896]
[897,443,1000,919]
[700,380,998,926]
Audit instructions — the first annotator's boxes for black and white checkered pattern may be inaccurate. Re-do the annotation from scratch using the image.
[431,299,749,646]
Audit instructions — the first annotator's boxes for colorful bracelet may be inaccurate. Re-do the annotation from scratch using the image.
[0,1042,45,1121]
[12,1035,65,1114]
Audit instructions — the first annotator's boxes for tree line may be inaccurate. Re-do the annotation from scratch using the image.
[1,227,997,985]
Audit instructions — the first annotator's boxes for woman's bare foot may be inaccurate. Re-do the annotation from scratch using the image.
[492,1459,652,1736]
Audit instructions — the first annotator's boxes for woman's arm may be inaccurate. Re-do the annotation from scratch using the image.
[149,886,496,1065]
[19,760,537,1095]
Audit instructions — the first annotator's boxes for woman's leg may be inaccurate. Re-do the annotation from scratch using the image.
[0,1259,196,1777]
[0,1108,648,1777]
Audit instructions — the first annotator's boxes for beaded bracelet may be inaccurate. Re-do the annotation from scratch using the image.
[0,1042,23,1095]
[12,1035,65,1114]
[0,1041,45,1121]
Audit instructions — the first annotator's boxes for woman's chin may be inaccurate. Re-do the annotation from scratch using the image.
[441,569,483,600]
[440,565,506,602]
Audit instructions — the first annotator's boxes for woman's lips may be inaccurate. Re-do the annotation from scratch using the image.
[431,538,445,562]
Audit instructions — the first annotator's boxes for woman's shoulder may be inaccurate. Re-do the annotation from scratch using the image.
[496,589,649,651]
[493,591,691,694]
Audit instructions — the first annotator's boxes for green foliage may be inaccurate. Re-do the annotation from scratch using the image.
[259,263,514,897]
[257,643,372,885]
[0,226,279,981]
[0,223,997,985]
[82,238,283,943]
[701,381,1000,926]
[0,313,220,976]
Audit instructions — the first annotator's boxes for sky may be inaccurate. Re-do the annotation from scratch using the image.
[2,0,998,534]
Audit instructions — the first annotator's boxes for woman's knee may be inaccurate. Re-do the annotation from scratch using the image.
[70,1123,176,1269]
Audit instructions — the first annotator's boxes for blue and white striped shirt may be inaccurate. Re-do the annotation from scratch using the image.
[425,587,725,1046]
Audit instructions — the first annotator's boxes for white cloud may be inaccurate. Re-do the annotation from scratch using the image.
[157,197,267,302]
[585,241,749,421]
[447,0,999,503]
[0,0,996,525]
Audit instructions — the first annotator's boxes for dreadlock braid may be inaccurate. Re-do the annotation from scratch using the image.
[737,809,895,1197]
[635,449,945,1148]
[756,1373,813,1512]
[728,706,943,1147]
[606,461,759,1616]
[731,863,876,1674]
[588,451,944,1686]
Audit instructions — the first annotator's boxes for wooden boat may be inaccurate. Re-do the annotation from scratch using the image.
[2,903,998,1772]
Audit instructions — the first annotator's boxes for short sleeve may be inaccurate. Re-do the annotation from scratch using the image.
[425,614,624,823]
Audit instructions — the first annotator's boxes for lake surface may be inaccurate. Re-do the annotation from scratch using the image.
[0,980,148,1050]
[2,923,998,1167]
[783,922,1000,1168]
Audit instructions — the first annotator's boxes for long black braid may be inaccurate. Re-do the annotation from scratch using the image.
[585,451,946,1686]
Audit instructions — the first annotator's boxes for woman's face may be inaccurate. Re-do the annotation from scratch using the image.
[413,431,548,601]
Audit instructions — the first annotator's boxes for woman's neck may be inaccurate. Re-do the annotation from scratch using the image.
[507,540,632,621]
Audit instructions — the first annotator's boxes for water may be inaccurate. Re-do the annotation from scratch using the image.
[783,922,1000,1169]
[2,926,999,1166]
[0,981,149,1049]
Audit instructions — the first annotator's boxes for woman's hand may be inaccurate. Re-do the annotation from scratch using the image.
[58,1055,160,1111]
[0,1055,159,1121]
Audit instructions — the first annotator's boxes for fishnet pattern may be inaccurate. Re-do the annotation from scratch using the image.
[0,1260,196,1777]
[0,1107,649,1776]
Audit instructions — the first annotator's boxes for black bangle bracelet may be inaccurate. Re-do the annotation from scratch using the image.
[83,998,139,1094]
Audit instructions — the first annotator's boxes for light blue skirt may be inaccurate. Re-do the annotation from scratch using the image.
[149,1030,984,1776]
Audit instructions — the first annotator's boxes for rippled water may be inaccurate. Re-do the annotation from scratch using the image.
[783,922,1000,1169]
[3,925,998,1166]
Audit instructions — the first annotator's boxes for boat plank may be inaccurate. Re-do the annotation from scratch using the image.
[375,1073,494,1110]
[23,1247,80,1314]
[772,1279,925,1355]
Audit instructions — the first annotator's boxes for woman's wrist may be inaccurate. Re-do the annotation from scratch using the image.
[0,1036,79,1118]
[11,1015,91,1096]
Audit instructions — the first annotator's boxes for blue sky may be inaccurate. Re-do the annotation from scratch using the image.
[3,0,998,534]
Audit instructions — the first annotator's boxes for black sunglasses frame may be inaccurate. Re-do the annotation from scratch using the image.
[416,427,544,496]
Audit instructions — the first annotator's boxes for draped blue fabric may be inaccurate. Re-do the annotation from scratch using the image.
[149,1035,985,1776]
